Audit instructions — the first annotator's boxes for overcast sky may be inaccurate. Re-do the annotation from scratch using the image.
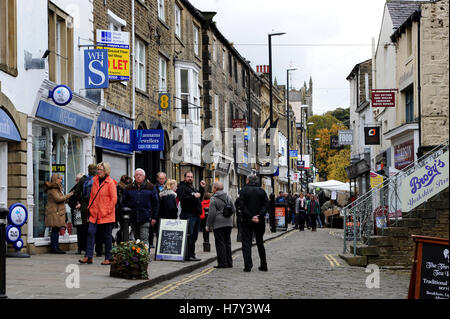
[189,0,387,115]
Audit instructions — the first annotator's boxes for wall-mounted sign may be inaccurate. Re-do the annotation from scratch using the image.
[338,130,353,145]
[158,93,171,111]
[372,90,396,107]
[232,119,246,129]
[49,85,73,106]
[84,49,109,89]
[364,127,380,145]
[400,150,448,213]
[0,108,21,142]
[36,100,94,133]
[96,110,133,154]
[133,129,164,151]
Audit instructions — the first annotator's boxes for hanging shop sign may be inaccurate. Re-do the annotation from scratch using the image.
[158,93,171,111]
[232,119,246,129]
[0,108,21,142]
[394,139,415,170]
[400,149,448,213]
[289,150,298,159]
[84,49,109,89]
[35,100,94,133]
[364,127,381,145]
[371,90,396,107]
[49,85,73,106]
[96,30,130,81]
[133,129,164,151]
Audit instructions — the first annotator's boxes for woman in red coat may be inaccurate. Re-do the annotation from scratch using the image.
[79,162,117,265]
[200,192,212,245]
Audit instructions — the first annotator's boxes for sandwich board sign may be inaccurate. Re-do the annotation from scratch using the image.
[156,219,188,261]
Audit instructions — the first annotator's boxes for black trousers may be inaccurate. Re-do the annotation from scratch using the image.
[75,223,88,251]
[241,224,267,270]
[309,213,317,230]
[213,226,232,267]
[298,212,306,230]
[200,214,210,243]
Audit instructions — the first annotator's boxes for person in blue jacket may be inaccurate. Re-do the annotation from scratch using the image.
[121,168,159,247]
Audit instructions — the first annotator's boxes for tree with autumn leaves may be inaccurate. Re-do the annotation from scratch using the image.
[308,109,350,182]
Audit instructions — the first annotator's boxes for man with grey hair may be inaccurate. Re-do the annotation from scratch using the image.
[235,174,269,272]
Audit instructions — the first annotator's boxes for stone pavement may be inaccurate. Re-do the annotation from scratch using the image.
[4,222,301,299]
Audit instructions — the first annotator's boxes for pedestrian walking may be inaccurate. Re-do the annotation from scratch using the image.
[295,193,307,231]
[236,174,269,272]
[159,179,179,220]
[79,162,117,265]
[45,173,74,254]
[206,182,235,268]
[201,192,212,246]
[176,171,205,261]
[68,173,87,254]
[307,194,321,231]
[305,193,312,229]
[115,175,132,244]
[121,168,159,247]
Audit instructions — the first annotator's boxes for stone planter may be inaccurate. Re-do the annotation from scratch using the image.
[110,258,149,280]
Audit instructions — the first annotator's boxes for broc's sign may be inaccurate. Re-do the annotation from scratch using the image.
[400,150,449,212]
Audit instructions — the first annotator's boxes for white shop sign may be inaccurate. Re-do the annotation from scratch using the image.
[400,150,449,212]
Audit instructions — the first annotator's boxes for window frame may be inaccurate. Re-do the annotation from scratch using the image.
[158,0,165,22]
[193,25,199,56]
[174,4,181,38]
[159,55,167,92]
[134,38,146,91]
[0,0,17,76]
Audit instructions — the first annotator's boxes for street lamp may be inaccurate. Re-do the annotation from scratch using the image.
[268,30,285,233]
[286,67,297,196]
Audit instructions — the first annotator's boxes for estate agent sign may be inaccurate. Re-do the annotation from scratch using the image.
[400,150,449,212]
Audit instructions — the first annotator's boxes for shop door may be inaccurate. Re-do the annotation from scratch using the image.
[102,152,129,182]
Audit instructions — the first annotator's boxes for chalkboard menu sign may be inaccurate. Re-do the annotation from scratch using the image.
[408,235,449,299]
[156,219,188,261]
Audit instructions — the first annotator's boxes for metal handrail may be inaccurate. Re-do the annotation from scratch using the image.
[343,139,449,255]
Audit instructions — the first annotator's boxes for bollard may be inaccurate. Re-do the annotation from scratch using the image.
[0,207,8,299]
[122,207,131,243]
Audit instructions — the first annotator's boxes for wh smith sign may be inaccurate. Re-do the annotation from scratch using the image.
[84,49,109,89]
[400,150,449,212]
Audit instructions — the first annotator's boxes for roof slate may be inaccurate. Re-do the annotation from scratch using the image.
[386,0,424,28]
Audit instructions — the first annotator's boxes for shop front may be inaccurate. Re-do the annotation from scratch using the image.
[95,109,133,182]
[29,83,98,250]
[384,123,419,172]
[213,160,231,195]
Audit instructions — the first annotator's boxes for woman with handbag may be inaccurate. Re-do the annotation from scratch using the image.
[79,162,117,265]
[45,173,73,254]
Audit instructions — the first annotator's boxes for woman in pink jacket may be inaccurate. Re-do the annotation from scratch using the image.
[79,162,117,265]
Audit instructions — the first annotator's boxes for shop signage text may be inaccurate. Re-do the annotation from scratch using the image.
[99,121,131,144]
[371,90,396,107]
[84,49,109,89]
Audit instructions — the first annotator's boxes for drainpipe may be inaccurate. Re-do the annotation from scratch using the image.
[417,11,422,157]
[131,0,136,174]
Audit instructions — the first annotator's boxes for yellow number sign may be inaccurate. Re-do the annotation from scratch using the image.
[159,93,170,110]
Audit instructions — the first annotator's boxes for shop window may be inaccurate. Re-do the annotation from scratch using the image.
[48,1,74,87]
[0,0,17,76]
[67,134,82,192]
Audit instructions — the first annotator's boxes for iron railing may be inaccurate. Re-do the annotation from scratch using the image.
[342,140,449,255]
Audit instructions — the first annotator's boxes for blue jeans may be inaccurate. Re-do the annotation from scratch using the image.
[86,223,113,260]
[50,227,60,250]
[316,214,323,228]
[180,212,200,259]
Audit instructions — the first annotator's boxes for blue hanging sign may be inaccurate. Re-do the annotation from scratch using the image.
[36,100,94,133]
[84,49,109,89]
[49,85,73,106]
[133,129,164,151]
[0,108,21,142]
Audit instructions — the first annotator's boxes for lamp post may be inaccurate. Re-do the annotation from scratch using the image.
[268,31,285,233]
[286,67,297,196]
[299,105,308,193]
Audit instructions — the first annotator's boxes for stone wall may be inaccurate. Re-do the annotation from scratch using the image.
[420,0,449,147]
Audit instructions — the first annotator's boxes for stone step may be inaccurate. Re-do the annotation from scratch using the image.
[381,227,409,237]
[365,235,393,247]
[349,244,379,256]
[396,218,423,228]
[339,254,367,267]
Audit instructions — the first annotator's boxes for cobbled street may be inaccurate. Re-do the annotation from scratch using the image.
[130,228,411,299]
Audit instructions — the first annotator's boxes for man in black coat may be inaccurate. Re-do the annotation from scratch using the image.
[176,171,205,261]
[236,174,269,272]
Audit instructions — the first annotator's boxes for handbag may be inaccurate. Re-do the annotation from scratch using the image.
[73,209,83,226]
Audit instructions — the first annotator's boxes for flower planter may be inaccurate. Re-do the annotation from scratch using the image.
[109,240,150,280]
[110,259,149,280]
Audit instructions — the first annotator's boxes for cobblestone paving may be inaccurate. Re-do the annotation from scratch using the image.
[130,228,411,299]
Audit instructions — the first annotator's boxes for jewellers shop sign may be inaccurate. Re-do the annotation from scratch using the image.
[400,150,449,212]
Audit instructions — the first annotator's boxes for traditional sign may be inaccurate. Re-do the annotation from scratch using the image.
[364,127,381,145]
[84,49,109,89]
[133,129,164,151]
[338,130,353,145]
[400,150,449,213]
[371,90,396,107]
[408,236,449,299]
[158,93,171,111]
[156,219,188,261]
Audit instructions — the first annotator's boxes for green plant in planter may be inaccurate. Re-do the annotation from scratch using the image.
[110,240,150,279]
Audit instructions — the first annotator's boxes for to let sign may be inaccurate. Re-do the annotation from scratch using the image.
[372,90,396,107]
